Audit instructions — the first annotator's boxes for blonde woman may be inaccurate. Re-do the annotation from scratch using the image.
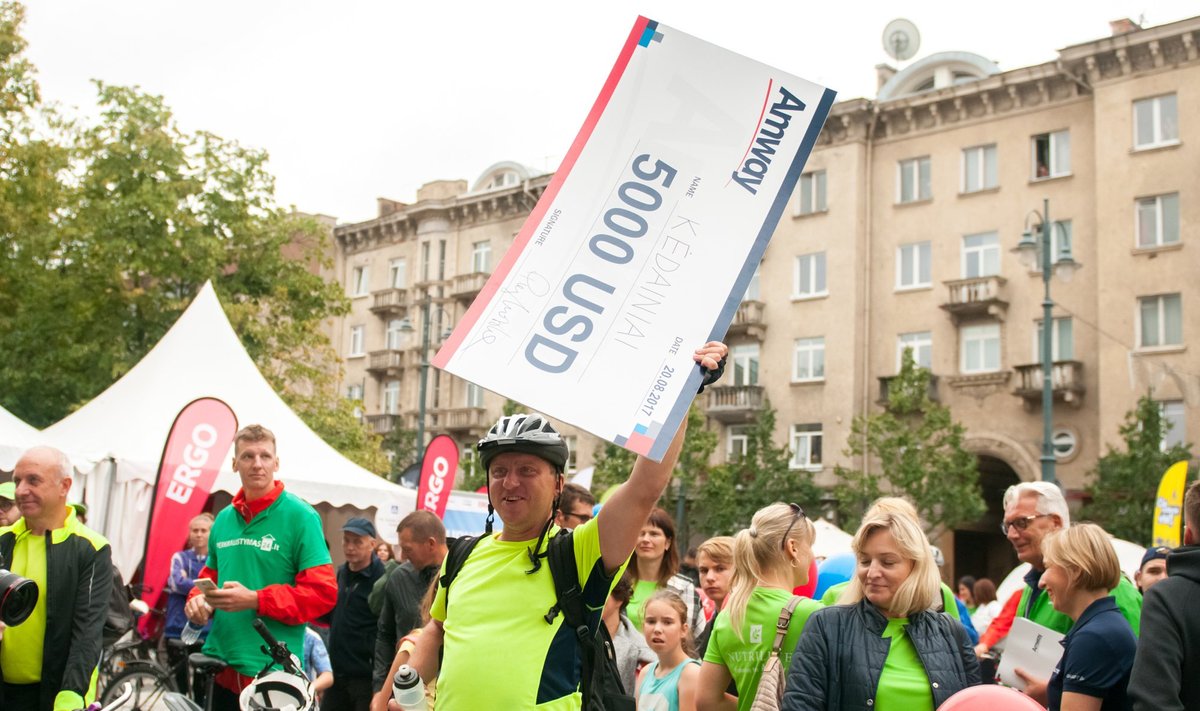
[697,503,822,711]
[783,508,979,710]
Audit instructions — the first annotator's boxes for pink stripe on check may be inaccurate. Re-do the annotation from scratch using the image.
[626,432,654,455]
[434,16,653,369]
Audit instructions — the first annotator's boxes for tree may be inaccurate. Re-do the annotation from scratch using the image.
[1082,394,1194,543]
[691,401,822,536]
[0,4,386,472]
[834,350,985,540]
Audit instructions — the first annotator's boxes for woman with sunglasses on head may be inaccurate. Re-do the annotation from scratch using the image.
[783,507,979,711]
[697,503,821,711]
[629,507,707,644]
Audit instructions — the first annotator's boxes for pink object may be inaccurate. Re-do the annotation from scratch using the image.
[939,685,1046,711]
[793,558,820,599]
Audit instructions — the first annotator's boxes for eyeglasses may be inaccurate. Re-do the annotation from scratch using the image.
[0,499,13,512]
[1000,514,1052,536]
[781,503,806,550]
[563,510,593,524]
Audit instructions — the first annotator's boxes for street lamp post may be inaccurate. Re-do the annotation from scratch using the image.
[1013,198,1079,486]
[401,297,452,466]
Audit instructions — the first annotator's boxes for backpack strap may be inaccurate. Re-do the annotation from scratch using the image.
[543,530,583,629]
[438,535,485,606]
[770,596,803,655]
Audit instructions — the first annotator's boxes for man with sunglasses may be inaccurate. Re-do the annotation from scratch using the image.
[554,483,596,530]
[0,482,18,527]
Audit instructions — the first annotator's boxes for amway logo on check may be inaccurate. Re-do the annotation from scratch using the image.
[216,534,280,552]
[729,81,808,195]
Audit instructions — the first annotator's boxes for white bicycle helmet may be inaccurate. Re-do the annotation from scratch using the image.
[477,413,569,472]
[238,670,314,711]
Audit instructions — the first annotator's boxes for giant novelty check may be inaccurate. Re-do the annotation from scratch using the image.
[434,17,835,461]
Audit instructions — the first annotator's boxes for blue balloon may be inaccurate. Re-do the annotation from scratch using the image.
[814,552,856,599]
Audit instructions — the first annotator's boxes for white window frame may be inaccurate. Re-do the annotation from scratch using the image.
[789,424,823,471]
[1133,94,1179,149]
[896,241,932,290]
[1032,130,1070,180]
[793,252,828,299]
[563,435,578,472]
[727,425,751,459]
[350,265,370,296]
[961,231,1000,279]
[960,323,1001,373]
[466,382,484,408]
[471,241,492,273]
[897,332,933,370]
[348,325,365,357]
[796,170,827,215]
[743,262,762,301]
[1136,193,1180,248]
[961,144,998,193]
[389,258,407,288]
[792,337,826,383]
[730,343,760,386]
[897,156,932,203]
[1160,400,1186,451]
[1138,293,1183,348]
[382,380,401,414]
[386,319,406,349]
[1034,317,1074,361]
[346,383,364,401]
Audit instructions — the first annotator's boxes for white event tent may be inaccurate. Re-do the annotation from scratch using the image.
[0,404,42,471]
[42,282,419,577]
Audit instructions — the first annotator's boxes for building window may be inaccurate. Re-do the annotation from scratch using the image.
[1160,401,1186,451]
[896,241,931,289]
[793,337,825,382]
[1030,221,1074,271]
[382,380,400,414]
[730,344,760,386]
[1032,130,1070,179]
[389,258,407,289]
[471,241,492,273]
[1035,317,1074,360]
[789,424,823,470]
[962,231,1000,278]
[349,325,365,356]
[350,265,370,296]
[563,435,578,472]
[1134,94,1179,149]
[897,156,931,203]
[346,383,364,419]
[794,252,828,298]
[897,331,933,370]
[1136,193,1180,248]
[466,382,484,408]
[797,170,827,215]
[961,144,998,193]
[728,425,751,459]
[1052,429,1077,460]
[960,323,1001,373]
[386,319,406,349]
[743,262,761,301]
[1138,293,1183,348]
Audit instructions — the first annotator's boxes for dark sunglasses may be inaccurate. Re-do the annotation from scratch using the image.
[781,503,806,550]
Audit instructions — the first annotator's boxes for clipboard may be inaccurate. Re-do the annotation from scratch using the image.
[996,617,1065,689]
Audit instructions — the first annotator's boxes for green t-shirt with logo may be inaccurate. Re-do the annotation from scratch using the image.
[202,489,330,676]
[431,518,621,710]
[876,617,934,711]
[703,588,822,711]
[627,579,658,631]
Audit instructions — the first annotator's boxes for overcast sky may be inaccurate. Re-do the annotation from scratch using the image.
[21,1,1198,225]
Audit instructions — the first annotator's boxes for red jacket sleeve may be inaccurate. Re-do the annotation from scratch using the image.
[185,565,218,602]
[979,587,1022,648]
[256,563,337,625]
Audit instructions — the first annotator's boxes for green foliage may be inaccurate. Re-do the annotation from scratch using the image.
[456,453,487,493]
[691,401,821,536]
[1082,394,1194,544]
[381,427,418,481]
[834,350,985,539]
[0,3,385,472]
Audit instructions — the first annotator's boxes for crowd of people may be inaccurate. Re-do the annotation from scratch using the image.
[0,337,1197,711]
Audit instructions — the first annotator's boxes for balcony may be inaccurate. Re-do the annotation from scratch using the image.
[366,349,406,378]
[705,385,765,423]
[450,272,490,303]
[876,373,940,406]
[726,300,767,340]
[940,276,1007,323]
[431,407,488,435]
[369,288,409,317]
[1013,360,1085,408]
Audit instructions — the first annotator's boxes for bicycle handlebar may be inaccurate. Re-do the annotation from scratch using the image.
[252,618,302,675]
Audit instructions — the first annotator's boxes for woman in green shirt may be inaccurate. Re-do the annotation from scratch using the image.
[696,503,823,711]
[629,507,706,642]
[782,507,979,710]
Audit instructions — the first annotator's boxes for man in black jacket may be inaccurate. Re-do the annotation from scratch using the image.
[1129,479,1200,711]
[0,446,113,711]
[326,517,386,711]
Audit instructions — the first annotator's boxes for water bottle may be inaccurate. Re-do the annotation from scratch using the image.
[392,665,427,710]
[179,620,205,645]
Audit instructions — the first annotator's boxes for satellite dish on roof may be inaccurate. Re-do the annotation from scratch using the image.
[882,18,920,62]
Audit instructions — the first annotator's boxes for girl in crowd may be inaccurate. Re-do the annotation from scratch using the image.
[694,536,735,656]
[605,571,656,695]
[629,507,706,641]
[1028,523,1137,711]
[637,590,701,711]
[698,503,822,711]
[957,575,977,613]
[375,540,395,561]
[783,508,979,710]
[968,578,1000,635]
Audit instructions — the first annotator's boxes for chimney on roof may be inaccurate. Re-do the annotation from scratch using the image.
[876,63,897,91]
[1109,18,1141,36]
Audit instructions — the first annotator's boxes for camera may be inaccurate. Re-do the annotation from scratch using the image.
[0,568,38,626]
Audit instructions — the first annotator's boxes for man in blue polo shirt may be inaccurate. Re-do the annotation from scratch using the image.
[326,517,385,711]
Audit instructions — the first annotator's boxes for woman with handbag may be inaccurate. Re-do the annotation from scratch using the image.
[697,503,822,711]
[782,508,980,711]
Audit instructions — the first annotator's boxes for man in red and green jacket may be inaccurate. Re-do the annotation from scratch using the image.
[185,425,336,711]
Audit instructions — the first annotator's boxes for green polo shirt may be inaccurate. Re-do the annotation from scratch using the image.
[1018,569,1142,636]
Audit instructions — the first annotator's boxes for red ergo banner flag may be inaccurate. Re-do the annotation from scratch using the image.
[417,434,459,520]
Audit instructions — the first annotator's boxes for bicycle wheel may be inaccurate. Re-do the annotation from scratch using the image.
[102,663,177,711]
